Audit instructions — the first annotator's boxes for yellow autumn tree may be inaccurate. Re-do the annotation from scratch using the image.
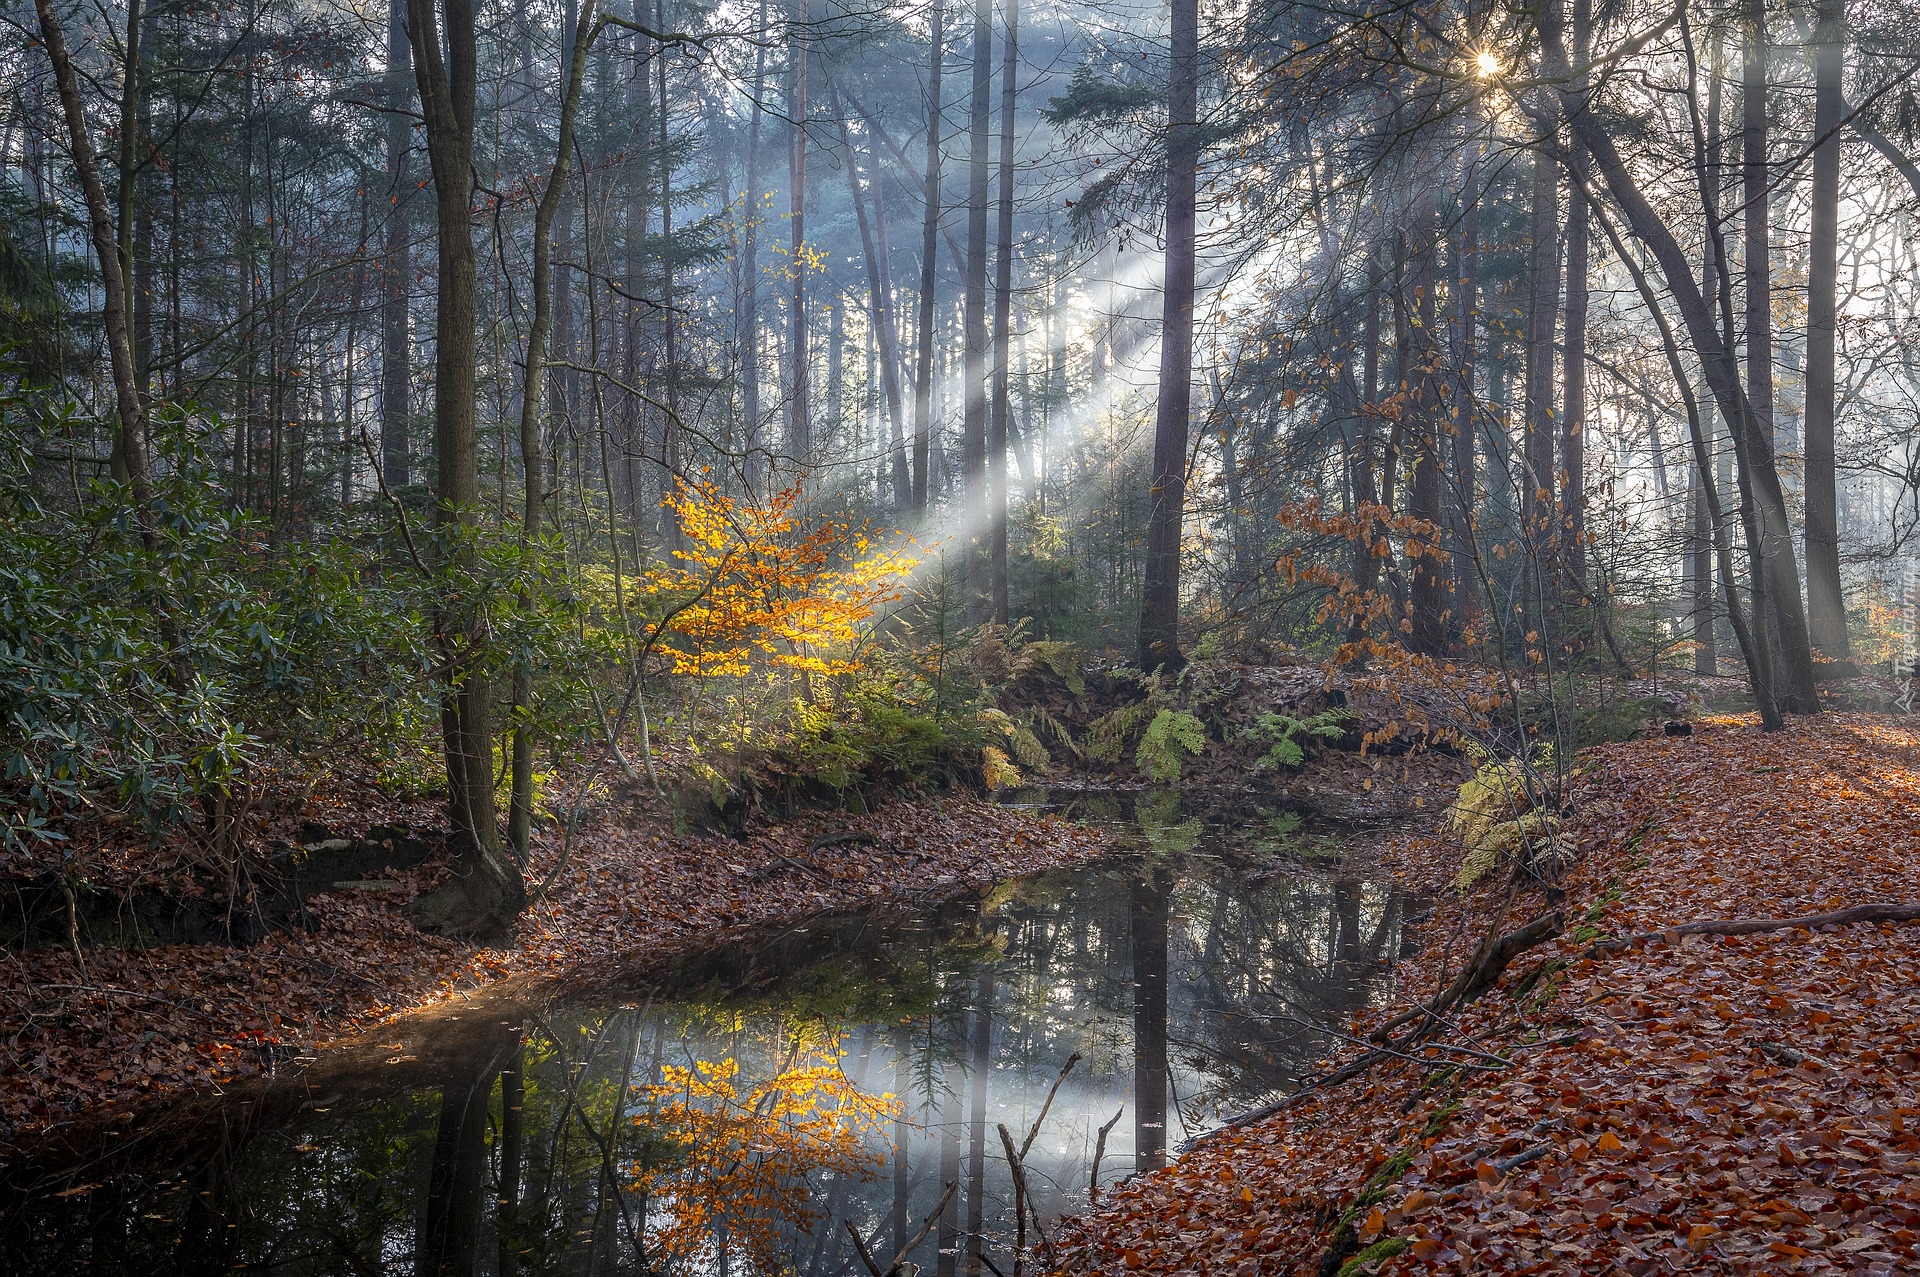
[634,1054,896,1271]
[644,477,918,681]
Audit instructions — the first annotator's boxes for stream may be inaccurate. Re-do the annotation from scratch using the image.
[0,794,1419,1275]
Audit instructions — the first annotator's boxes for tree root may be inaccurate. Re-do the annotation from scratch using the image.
[1586,902,1920,957]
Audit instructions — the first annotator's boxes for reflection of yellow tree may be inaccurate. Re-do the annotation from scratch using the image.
[635,1056,896,1273]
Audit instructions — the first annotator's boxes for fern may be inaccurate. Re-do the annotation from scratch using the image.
[1448,744,1575,891]
[1007,726,1051,770]
[1085,701,1150,763]
[1028,706,1082,758]
[977,706,1051,771]
[1243,710,1349,770]
[1136,709,1207,784]
[1021,639,1086,696]
[981,745,1022,790]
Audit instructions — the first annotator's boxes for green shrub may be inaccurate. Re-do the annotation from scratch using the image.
[0,404,434,852]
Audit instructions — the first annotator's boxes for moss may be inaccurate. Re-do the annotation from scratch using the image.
[1337,1236,1411,1276]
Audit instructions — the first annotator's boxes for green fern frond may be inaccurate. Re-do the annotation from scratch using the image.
[1136,709,1208,783]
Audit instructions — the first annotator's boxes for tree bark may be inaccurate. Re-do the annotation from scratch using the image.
[1405,192,1446,655]
[911,3,945,517]
[1138,0,1198,671]
[1739,0,1821,711]
[1550,15,1816,725]
[740,0,769,489]
[961,0,994,618]
[509,0,596,864]
[836,98,910,509]
[407,0,527,933]
[1803,0,1851,668]
[655,0,681,528]
[381,0,414,489]
[1451,146,1481,639]
[1559,0,1591,591]
[32,0,154,535]
[987,0,1019,624]
[1522,103,1561,609]
[787,0,811,465]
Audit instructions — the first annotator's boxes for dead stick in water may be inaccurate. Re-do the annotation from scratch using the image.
[846,1178,958,1276]
[1089,1105,1125,1201]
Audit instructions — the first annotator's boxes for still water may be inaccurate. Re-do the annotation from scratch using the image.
[1,797,1416,1275]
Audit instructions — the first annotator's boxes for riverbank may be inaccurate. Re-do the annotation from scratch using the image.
[1051,712,1920,1274]
[0,794,1108,1149]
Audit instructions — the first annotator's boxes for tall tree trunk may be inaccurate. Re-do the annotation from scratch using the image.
[1451,146,1481,638]
[986,0,1019,624]
[382,0,414,489]
[655,0,682,527]
[1550,15,1817,727]
[911,3,945,517]
[114,0,148,394]
[961,0,993,619]
[787,0,811,465]
[1343,251,1383,657]
[837,100,910,509]
[828,293,844,445]
[740,0,769,489]
[1137,0,1198,671]
[1405,194,1446,655]
[1559,0,1591,591]
[408,0,527,934]
[870,142,912,510]
[1803,0,1851,669]
[1741,0,1821,711]
[1522,13,1562,609]
[32,0,153,534]
[1690,463,1717,674]
[509,0,596,863]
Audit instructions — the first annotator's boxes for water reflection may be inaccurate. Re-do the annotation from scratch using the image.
[2,809,1414,1275]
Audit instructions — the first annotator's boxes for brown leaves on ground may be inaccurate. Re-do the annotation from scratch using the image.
[1050,713,1920,1275]
[0,796,1106,1146]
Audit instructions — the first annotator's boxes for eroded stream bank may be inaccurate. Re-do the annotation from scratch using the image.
[1,796,1420,1275]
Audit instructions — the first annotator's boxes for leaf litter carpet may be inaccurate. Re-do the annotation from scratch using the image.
[0,798,1105,1145]
[1052,714,1920,1275]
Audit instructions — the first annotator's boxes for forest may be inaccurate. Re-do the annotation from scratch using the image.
[2,0,1919,1267]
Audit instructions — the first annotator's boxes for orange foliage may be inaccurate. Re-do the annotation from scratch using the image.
[635,1052,897,1270]
[645,477,919,679]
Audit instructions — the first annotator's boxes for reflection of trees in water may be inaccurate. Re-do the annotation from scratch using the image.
[1176,873,1405,1115]
[8,844,1411,1276]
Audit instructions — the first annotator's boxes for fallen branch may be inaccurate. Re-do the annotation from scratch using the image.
[810,830,882,853]
[767,851,832,882]
[1188,912,1567,1149]
[1369,911,1565,1044]
[1586,902,1920,956]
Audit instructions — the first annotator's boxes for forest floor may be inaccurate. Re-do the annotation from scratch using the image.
[1051,711,1920,1276]
[0,792,1108,1149]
